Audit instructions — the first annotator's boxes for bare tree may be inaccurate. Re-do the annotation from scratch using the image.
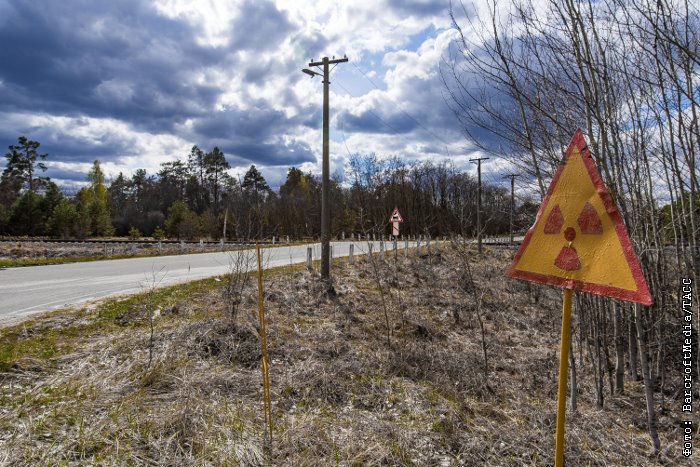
[224,250,255,322]
[443,0,699,452]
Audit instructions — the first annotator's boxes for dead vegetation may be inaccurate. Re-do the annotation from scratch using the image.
[0,244,690,465]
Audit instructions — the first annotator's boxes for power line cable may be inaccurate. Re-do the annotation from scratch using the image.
[333,80,404,135]
[335,73,478,171]
[340,120,354,158]
[350,61,454,147]
[335,79,461,163]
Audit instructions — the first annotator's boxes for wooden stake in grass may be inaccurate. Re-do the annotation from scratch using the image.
[256,243,273,444]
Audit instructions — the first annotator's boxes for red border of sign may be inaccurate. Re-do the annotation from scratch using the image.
[389,207,404,223]
[505,129,653,305]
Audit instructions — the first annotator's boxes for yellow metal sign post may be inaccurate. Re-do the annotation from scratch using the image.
[256,244,273,444]
[555,288,573,466]
[506,129,652,466]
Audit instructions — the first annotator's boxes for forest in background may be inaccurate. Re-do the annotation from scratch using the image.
[0,139,537,241]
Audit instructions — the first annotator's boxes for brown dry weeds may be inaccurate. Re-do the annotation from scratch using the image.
[0,244,690,465]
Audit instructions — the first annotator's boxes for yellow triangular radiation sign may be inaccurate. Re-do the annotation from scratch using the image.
[506,129,652,305]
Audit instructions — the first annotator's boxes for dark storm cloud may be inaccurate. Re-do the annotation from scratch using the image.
[229,0,294,52]
[194,106,293,142]
[385,0,448,16]
[0,0,317,172]
[223,140,314,167]
[191,106,315,167]
[0,0,227,132]
[439,41,513,152]
[338,110,417,134]
[42,135,134,163]
[243,63,274,83]
[0,120,133,163]
[44,167,89,184]
[0,0,297,134]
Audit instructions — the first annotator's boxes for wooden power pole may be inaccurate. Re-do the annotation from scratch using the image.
[503,174,519,243]
[470,157,489,253]
[304,55,349,283]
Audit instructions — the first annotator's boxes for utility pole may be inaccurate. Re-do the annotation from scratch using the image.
[503,174,519,243]
[222,207,228,241]
[303,55,349,283]
[470,157,489,253]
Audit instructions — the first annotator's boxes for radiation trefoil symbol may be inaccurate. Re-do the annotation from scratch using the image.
[544,202,603,271]
[505,128,652,305]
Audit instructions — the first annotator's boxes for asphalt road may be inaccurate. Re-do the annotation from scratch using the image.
[0,241,413,326]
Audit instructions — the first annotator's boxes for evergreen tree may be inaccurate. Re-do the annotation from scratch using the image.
[279,167,317,237]
[204,147,230,212]
[107,172,131,234]
[42,181,64,215]
[159,160,189,206]
[165,200,199,240]
[8,190,44,235]
[47,199,79,238]
[3,136,48,193]
[130,169,148,214]
[242,164,270,195]
[187,145,207,212]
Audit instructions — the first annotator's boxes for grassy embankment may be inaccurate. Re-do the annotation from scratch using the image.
[0,244,687,465]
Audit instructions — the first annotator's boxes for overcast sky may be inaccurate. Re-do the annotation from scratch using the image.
[0,0,511,191]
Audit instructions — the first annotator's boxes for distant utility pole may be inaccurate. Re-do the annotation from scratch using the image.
[302,55,349,283]
[222,207,228,241]
[470,157,489,253]
[503,174,519,243]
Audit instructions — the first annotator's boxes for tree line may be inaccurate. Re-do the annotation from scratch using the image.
[0,139,538,240]
[0,137,113,238]
[443,0,698,454]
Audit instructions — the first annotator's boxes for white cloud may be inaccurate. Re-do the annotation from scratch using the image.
[1,0,481,189]
[152,0,239,47]
[278,0,452,61]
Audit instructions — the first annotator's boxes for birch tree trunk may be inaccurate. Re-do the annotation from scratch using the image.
[634,304,660,454]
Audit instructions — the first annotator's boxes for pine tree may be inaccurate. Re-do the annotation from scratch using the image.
[47,199,79,238]
[3,136,48,193]
[204,147,230,212]
[242,164,270,195]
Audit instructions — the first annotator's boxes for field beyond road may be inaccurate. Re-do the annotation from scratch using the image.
[0,244,687,465]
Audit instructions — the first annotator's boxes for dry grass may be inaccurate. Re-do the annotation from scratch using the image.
[0,244,690,465]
